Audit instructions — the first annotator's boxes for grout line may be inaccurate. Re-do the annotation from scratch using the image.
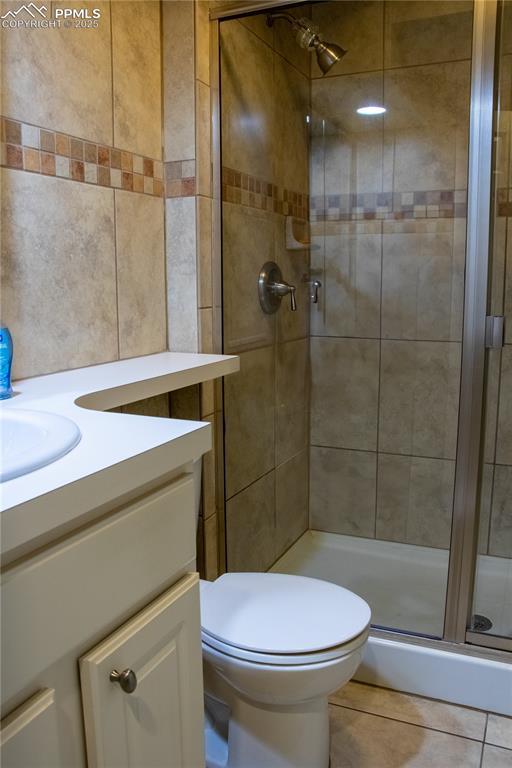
[484,742,512,753]
[479,716,489,768]
[109,2,115,152]
[159,0,169,353]
[225,465,275,504]
[373,82,385,537]
[112,188,121,361]
[310,444,457,464]
[329,701,487,744]
[483,713,490,746]
[267,524,305,571]
[310,335,463,343]
[486,347,505,550]
[234,16,310,82]
[310,56,474,82]
[485,464,496,554]
[343,679,493,714]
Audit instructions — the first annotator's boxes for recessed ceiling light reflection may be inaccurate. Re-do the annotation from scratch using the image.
[356,106,386,115]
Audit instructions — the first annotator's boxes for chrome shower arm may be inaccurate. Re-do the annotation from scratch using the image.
[266,12,346,73]
[266,12,317,42]
[266,12,300,28]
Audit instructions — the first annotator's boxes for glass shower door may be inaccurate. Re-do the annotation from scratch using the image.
[470,0,512,650]
[307,0,474,639]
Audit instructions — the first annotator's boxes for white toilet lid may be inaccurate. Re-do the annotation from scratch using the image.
[200,573,371,655]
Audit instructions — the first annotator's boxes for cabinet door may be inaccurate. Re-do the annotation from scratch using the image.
[0,689,60,768]
[80,573,204,768]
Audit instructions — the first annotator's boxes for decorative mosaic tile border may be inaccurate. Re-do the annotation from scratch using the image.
[164,160,196,198]
[0,117,164,197]
[222,166,309,219]
[310,190,468,221]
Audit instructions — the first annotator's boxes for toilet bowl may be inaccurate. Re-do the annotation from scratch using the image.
[200,572,371,768]
[192,459,370,767]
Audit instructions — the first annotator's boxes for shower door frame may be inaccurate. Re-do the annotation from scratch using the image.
[210,0,511,657]
[443,0,504,649]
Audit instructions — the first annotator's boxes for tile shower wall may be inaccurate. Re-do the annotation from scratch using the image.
[0,1,166,379]
[221,10,310,571]
[309,1,473,550]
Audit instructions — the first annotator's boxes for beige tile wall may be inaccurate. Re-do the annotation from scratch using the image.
[1,0,224,579]
[0,0,224,577]
[111,1,162,160]
[1,0,224,577]
[2,1,113,145]
[1,1,166,379]
[309,1,473,551]
[163,0,218,357]
[1,171,118,376]
[220,11,311,571]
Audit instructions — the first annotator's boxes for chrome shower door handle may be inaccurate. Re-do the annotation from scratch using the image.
[310,280,321,304]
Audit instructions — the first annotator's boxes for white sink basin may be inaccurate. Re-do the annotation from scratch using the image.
[1,409,81,482]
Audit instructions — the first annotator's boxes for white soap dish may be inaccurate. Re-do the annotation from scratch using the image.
[285,216,319,251]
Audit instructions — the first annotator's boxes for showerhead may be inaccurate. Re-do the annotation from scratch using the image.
[313,39,347,75]
[266,12,347,75]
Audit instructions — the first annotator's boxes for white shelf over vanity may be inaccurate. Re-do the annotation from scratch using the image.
[0,351,239,562]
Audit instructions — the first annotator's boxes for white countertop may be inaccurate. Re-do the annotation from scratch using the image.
[0,352,239,562]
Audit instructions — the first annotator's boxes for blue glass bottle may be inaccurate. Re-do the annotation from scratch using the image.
[0,327,14,399]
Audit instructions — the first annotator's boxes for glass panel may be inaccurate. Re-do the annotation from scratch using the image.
[219,1,475,640]
[275,0,474,639]
[472,0,512,643]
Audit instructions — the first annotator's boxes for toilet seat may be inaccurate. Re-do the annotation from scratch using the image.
[200,572,371,664]
[202,626,369,666]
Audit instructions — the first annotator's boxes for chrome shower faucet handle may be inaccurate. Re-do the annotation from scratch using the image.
[258,262,298,313]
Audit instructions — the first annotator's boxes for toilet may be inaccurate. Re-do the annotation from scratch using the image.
[193,463,371,768]
[200,573,370,768]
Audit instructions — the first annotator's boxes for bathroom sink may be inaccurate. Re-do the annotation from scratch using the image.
[0,409,81,482]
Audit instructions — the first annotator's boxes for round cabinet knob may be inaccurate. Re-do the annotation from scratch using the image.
[109,668,138,694]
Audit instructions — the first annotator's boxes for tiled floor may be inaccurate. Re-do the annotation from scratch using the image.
[329,682,512,767]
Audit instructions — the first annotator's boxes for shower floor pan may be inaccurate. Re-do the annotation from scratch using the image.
[271,531,512,715]
[271,530,512,641]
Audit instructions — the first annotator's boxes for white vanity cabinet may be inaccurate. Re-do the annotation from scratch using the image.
[0,689,61,767]
[0,473,205,768]
[80,573,204,768]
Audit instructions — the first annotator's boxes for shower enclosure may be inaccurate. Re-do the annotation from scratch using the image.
[214,0,512,660]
